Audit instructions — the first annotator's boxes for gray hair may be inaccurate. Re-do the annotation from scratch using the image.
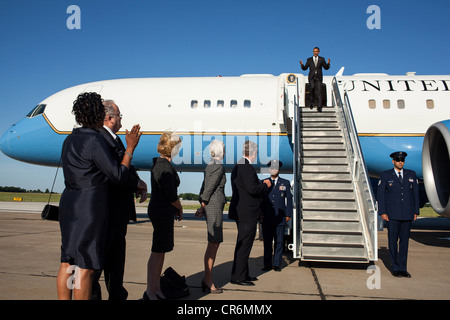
[209,140,225,159]
[242,140,258,157]
[103,100,116,116]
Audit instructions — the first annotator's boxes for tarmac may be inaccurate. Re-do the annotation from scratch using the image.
[1,201,450,303]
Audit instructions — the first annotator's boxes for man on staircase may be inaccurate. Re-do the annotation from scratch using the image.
[300,47,331,112]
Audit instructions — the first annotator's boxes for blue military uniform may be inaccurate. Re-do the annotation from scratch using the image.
[377,151,419,276]
[261,161,293,270]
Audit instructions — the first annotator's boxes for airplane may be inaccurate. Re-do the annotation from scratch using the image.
[1,71,449,221]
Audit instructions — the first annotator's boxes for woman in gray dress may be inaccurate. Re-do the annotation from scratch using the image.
[196,140,226,294]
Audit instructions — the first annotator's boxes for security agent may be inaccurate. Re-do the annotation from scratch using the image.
[260,160,293,272]
[377,151,419,278]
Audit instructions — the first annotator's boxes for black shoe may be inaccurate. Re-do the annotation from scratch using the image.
[309,104,314,109]
[273,266,282,272]
[317,106,322,112]
[262,266,272,271]
[391,271,402,277]
[401,271,411,278]
[246,276,258,281]
[143,291,166,300]
[231,279,255,286]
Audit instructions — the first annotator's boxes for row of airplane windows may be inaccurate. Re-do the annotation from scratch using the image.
[191,99,252,109]
[368,99,435,109]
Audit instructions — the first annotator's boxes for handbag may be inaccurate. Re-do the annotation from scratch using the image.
[41,158,61,221]
[160,267,189,299]
[41,204,59,221]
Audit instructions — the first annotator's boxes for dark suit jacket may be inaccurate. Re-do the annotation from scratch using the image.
[98,127,139,222]
[301,56,330,82]
[261,177,293,226]
[229,157,268,223]
[377,168,420,220]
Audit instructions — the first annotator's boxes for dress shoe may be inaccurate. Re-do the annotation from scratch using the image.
[317,106,322,112]
[401,271,411,278]
[143,291,166,300]
[262,266,272,271]
[231,279,255,286]
[273,266,282,272]
[201,279,223,294]
[246,276,258,281]
[391,271,402,277]
[309,103,314,109]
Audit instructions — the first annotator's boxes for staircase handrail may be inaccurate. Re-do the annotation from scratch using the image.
[332,77,378,261]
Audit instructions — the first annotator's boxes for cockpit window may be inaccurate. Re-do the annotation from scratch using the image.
[26,104,46,118]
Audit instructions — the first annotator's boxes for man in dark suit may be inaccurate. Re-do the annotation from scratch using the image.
[300,47,330,112]
[229,141,271,286]
[92,100,147,299]
[377,151,419,278]
[261,160,293,272]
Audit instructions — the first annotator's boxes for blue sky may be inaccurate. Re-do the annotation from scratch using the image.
[1,0,449,195]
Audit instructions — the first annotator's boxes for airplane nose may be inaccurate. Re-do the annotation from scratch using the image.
[0,125,14,157]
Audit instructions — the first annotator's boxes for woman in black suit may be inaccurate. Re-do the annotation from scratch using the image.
[56,92,142,300]
[144,132,182,300]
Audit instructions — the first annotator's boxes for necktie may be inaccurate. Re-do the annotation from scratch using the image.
[314,57,317,67]
[398,172,403,183]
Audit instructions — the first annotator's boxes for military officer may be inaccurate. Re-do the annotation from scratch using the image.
[377,151,419,278]
[261,160,293,272]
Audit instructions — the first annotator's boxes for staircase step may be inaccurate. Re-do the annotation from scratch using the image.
[302,190,355,201]
[302,233,364,246]
[302,157,348,165]
[301,130,343,137]
[302,150,348,157]
[301,165,350,173]
[300,117,337,123]
[302,143,345,151]
[302,210,359,221]
[301,122,340,128]
[301,137,344,144]
[301,246,368,262]
[301,181,354,191]
[302,220,361,233]
[300,173,352,182]
[302,200,357,211]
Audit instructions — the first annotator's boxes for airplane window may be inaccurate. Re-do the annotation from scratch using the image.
[204,100,211,108]
[244,100,251,108]
[217,100,224,107]
[426,99,434,109]
[383,100,390,109]
[397,100,405,109]
[191,100,198,108]
[230,100,237,108]
[26,104,46,118]
[368,100,376,109]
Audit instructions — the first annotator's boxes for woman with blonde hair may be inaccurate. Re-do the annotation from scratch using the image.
[196,139,226,294]
[144,132,182,300]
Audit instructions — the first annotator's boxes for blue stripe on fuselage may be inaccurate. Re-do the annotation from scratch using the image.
[359,136,424,178]
[2,114,425,179]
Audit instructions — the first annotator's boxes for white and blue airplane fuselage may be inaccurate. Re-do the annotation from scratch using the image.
[1,72,450,216]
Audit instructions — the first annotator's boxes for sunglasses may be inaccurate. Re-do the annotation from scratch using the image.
[394,157,405,162]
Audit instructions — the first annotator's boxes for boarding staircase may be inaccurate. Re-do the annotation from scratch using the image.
[288,76,377,263]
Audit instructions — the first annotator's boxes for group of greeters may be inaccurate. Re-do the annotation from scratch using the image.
[55,92,293,300]
[56,48,420,300]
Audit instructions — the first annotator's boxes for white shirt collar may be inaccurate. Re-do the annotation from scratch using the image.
[103,125,117,140]
[244,156,253,164]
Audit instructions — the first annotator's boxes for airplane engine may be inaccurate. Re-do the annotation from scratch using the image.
[422,120,450,218]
